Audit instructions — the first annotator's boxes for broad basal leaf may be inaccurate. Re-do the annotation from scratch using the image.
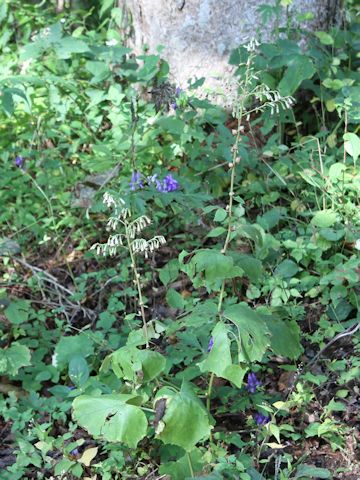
[154,382,211,451]
[101,346,166,383]
[73,394,147,448]
[179,249,243,292]
[198,322,247,388]
[224,303,270,362]
[266,316,302,360]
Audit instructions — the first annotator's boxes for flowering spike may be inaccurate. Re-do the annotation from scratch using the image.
[246,372,261,393]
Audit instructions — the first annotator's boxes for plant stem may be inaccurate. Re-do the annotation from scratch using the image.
[125,224,149,348]
[206,105,245,420]
[186,452,194,478]
[206,372,215,414]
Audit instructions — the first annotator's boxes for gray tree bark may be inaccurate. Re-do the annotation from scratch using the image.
[117,0,340,88]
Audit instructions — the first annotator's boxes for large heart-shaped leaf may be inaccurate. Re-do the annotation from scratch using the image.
[154,382,211,451]
[224,303,271,362]
[73,394,147,448]
[198,322,247,387]
[266,316,302,359]
[101,346,166,383]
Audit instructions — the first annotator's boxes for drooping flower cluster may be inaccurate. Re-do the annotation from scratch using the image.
[246,372,261,393]
[253,412,270,426]
[91,193,166,259]
[129,171,179,193]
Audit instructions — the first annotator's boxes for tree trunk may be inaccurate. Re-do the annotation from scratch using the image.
[117,0,341,88]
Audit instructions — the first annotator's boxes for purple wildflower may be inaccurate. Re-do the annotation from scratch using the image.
[253,412,270,426]
[14,156,24,168]
[70,448,79,456]
[175,87,182,97]
[207,336,214,353]
[129,171,144,191]
[159,174,179,193]
[170,101,177,110]
[246,372,261,394]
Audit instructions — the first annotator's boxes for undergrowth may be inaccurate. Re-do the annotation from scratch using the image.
[0,1,359,479]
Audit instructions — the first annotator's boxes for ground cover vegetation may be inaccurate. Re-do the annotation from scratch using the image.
[0,0,359,478]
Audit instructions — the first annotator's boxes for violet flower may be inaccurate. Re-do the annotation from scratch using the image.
[158,174,179,192]
[14,156,24,168]
[170,101,177,110]
[129,171,144,191]
[207,336,214,353]
[246,372,261,394]
[253,412,270,426]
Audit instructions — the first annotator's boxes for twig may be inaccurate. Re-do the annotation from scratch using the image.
[304,321,360,372]
[12,257,96,321]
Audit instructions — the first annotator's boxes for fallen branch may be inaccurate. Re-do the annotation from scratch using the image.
[12,257,96,322]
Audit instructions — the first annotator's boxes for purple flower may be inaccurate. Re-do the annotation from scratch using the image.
[246,372,261,394]
[207,336,214,353]
[14,156,24,168]
[170,101,177,110]
[70,448,79,456]
[175,87,182,97]
[253,412,270,426]
[129,171,144,191]
[159,174,179,193]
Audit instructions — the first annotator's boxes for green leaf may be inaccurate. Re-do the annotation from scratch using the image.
[54,334,95,370]
[278,56,315,96]
[319,228,344,242]
[159,259,179,286]
[157,117,186,136]
[166,288,185,309]
[315,31,334,45]
[235,254,263,283]
[214,208,227,222]
[207,226,226,238]
[5,299,30,324]
[295,464,331,479]
[54,458,75,476]
[343,133,360,162]
[154,382,211,451]
[328,162,346,181]
[1,89,14,115]
[102,346,166,383]
[179,249,243,291]
[68,355,89,387]
[159,448,204,480]
[0,343,31,376]
[55,37,90,59]
[72,394,147,448]
[266,317,302,359]
[311,210,338,228]
[198,322,247,387]
[85,61,111,83]
[223,304,271,362]
[274,259,299,279]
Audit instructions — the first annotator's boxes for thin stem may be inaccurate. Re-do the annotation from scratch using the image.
[207,99,244,421]
[125,224,149,348]
[186,452,194,478]
[206,372,215,414]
